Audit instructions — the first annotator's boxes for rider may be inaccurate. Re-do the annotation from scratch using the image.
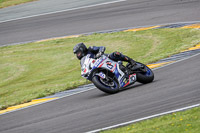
[73,42,136,67]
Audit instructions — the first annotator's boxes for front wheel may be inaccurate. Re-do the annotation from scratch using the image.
[92,75,119,94]
[136,63,154,84]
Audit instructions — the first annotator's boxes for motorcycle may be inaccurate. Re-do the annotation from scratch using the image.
[81,54,154,94]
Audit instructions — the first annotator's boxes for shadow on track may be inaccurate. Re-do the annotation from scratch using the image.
[89,80,158,98]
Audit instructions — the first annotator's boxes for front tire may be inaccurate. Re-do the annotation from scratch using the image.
[92,76,119,94]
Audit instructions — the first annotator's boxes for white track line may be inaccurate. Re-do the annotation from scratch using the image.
[87,103,200,133]
[0,0,127,23]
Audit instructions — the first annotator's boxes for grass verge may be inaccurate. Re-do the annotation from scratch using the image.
[0,0,36,9]
[101,106,200,133]
[0,28,200,110]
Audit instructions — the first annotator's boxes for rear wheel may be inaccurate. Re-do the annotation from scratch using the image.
[92,75,119,94]
[136,63,154,84]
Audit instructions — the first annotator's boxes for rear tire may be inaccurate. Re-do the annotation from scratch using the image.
[136,63,154,84]
[92,76,119,94]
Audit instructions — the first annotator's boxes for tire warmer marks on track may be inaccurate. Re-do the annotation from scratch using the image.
[0,22,200,115]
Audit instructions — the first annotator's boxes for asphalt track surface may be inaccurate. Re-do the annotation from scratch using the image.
[0,0,120,22]
[0,0,200,46]
[0,53,200,133]
[0,0,200,133]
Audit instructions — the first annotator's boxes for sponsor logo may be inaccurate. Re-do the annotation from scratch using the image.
[94,59,103,67]
[129,74,136,83]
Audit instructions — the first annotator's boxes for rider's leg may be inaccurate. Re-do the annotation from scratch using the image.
[109,52,135,79]
[109,52,136,66]
[109,52,146,73]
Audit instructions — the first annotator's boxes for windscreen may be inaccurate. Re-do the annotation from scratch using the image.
[80,56,86,67]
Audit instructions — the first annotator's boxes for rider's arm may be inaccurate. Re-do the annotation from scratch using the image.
[88,46,106,54]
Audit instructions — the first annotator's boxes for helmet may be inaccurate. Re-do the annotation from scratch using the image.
[73,43,88,60]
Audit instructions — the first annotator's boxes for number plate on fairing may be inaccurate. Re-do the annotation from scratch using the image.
[96,72,106,79]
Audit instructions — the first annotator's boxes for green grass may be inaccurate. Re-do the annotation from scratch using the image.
[101,106,200,133]
[0,28,200,110]
[0,0,36,8]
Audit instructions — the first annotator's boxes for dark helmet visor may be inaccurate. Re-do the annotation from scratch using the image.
[76,51,83,60]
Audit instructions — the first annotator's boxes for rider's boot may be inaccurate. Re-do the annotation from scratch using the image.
[122,54,146,72]
[110,52,137,71]
[123,56,138,71]
[125,57,146,72]
[123,56,136,65]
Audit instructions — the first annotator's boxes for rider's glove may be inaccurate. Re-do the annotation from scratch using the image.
[95,52,103,58]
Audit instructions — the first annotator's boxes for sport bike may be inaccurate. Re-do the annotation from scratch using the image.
[81,54,154,94]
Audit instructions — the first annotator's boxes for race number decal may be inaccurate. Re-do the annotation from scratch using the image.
[106,61,113,69]
[98,72,106,79]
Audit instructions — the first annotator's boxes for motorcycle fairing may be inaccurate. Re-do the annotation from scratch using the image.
[123,74,137,87]
[81,54,137,88]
